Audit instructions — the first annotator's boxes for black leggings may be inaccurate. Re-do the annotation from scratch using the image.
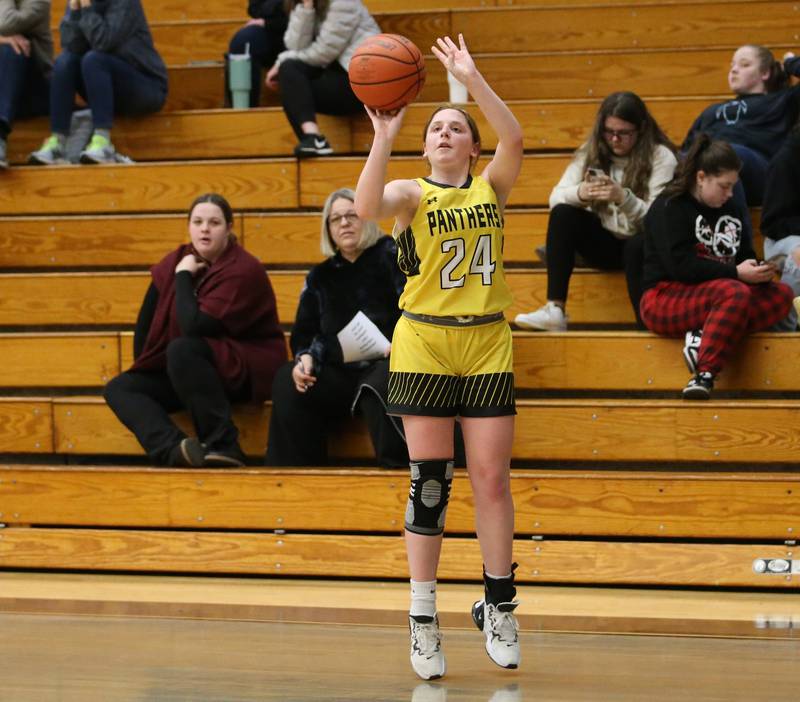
[265,358,408,467]
[104,337,249,465]
[545,203,644,324]
[277,59,363,139]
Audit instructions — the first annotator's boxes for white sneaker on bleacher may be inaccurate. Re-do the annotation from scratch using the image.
[409,614,446,680]
[514,302,568,331]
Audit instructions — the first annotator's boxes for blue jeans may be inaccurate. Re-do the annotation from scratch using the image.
[763,235,800,330]
[726,144,770,255]
[50,50,166,134]
[730,143,769,207]
[0,45,50,134]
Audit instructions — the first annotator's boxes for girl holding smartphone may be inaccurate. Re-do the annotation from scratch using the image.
[515,91,677,331]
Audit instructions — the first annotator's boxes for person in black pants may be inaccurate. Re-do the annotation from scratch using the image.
[513,92,677,331]
[265,0,380,158]
[265,187,408,467]
[225,0,287,108]
[104,193,287,467]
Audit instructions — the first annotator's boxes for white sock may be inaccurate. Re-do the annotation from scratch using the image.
[410,579,437,618]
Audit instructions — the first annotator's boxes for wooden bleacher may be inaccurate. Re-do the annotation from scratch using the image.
[8,396,798,463]
[0,206,761,269]
[10,96,716,163]
[1,0,798,592]
[0,466,797,587]
[0,331,795,392]
[0,269,636,326]
[58,3,793,66]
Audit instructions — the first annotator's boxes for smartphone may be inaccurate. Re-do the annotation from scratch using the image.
[586,167,606,181]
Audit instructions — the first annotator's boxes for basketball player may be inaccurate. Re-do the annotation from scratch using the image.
[354,34,523,680]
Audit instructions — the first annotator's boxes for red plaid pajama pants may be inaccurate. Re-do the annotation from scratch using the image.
[640,278,793,375]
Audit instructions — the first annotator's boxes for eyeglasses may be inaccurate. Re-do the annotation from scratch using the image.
[603,128,637,140]
[328,212,360,227]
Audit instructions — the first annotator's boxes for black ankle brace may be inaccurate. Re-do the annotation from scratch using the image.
[484,562,518,605]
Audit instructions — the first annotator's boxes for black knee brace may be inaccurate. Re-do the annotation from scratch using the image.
[404,459,454,536]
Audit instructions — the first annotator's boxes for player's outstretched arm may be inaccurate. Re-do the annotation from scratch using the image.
[432,34,523,208]
[355,106,416,222]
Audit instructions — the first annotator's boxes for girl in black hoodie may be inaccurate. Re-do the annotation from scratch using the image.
[641,135,793,399]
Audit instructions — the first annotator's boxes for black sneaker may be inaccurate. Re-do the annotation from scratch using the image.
[293,133,333,159]
[203,444,247,467]
[682,371,714,400]
[169,437,206,467]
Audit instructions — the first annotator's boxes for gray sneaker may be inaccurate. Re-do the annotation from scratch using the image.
[0,138,7,170]
[29,135,68,165]
[80,134,118,164]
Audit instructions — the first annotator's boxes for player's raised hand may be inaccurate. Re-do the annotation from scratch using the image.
[432,34,477,86]
[364,105,407,142]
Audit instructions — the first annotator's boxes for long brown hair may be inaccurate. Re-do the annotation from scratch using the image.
[662,134,741,200]
[580,92,675,207]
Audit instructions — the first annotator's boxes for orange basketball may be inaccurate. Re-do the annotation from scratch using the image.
[348,34,426,111]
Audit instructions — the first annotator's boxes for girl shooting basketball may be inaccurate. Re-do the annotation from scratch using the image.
[355,34,523,680]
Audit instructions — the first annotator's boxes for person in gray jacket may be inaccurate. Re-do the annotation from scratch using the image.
[0,0,52,169]
[265,0,379,158]
[28,0,167,166]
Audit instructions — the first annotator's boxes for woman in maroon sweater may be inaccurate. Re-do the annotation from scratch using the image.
[104,193,287,466]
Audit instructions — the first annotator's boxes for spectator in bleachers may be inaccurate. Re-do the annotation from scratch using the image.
[515,92,677,331]
[265,187,408,467]
[28,0,167,166]
[761,120,800,329]
[640,136,793,400]
[0,0,52,169]
[104,193,287,467]
[265,0,379,158]
[225,0,287,108]
[682,45,800,210]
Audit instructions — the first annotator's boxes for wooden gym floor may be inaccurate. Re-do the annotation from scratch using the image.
[1,573,799,701]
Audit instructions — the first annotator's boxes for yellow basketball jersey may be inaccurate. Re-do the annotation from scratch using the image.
[394,175,513,316]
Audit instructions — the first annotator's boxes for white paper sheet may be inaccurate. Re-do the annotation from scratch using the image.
[337,311,391,363]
